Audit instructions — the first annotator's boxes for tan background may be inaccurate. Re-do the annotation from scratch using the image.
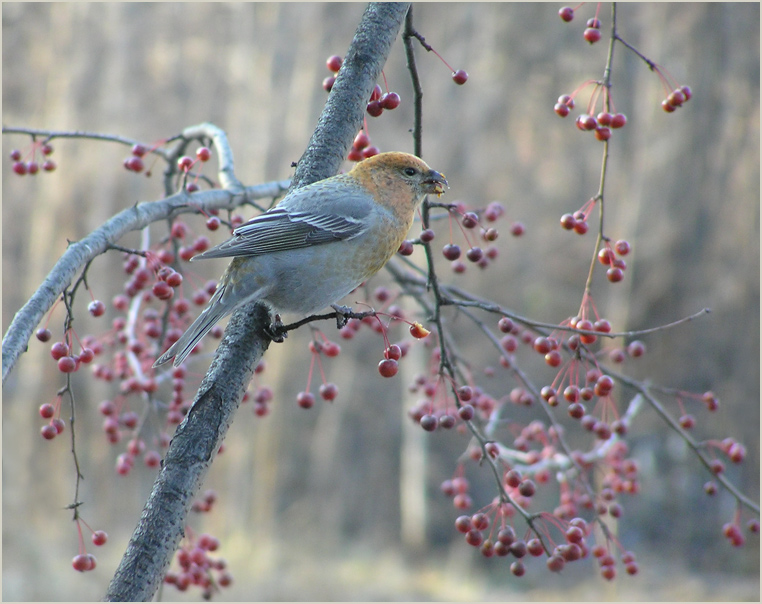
[3,3,759,600]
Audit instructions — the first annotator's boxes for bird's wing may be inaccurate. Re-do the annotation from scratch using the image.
[196,184,374,259]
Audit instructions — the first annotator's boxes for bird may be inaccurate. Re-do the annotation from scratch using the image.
[154,152,448,367]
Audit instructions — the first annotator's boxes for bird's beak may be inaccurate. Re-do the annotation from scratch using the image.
[424,170,448,197]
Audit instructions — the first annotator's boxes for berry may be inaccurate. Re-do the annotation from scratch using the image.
[610,113,627,128]
[131,144,147,157]
[607,267,624,282]
[595,126,612,141]
[41,424,58,440]
[554,103,570,118]
[322,76,335,92]
[662,99,676,113]
[177,156,194,171]
[466,247,483,262]
[366,100,383,117]
[378,358,398,378]
[12,161,27,175]
[319,383,338,401]
[88,300,106,317]
[442,243,461,261]
[125,156,144,172]
[9,149,22,161]
[397,240,414,255]
[560,213,577,230]
[576,114,597,131]
[381,92,401,110]
[452,70,468,85]
[326,55,343,72]
[353,130,370,150]
[458,405,474,421]
[559,6,574,22]
[36,328,52,342]
[409,322,430,339]
[196,147,211,162]
[42,159,57,172]
[296,391,315,409]
[584,28,602,44]
[680,85,692,101]
[420,415,437,432]
[58,356,77,373]
[518,479,536,497]
[92,530,108,546]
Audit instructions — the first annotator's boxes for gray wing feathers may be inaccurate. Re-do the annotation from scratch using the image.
[153,286,234,367]
[196,183,374,260]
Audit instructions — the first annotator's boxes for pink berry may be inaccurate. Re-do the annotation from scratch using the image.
[559,6,574,21]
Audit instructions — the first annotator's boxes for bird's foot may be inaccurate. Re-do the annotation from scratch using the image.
[331,304,353,329]
[264,313,288,342]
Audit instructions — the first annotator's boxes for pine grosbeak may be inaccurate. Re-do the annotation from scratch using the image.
[154,152,447,367]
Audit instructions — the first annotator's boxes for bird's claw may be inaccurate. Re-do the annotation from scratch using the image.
[264,314,288,342]
[331,304,353,329]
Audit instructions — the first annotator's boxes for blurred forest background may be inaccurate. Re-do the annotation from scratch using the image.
[2,3,759,601]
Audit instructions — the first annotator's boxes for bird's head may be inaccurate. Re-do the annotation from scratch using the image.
[350,152,448,211]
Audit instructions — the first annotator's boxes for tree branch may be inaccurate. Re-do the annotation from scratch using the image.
[105,3,410,600]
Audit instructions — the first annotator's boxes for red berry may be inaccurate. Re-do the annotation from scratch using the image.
[595,126,612,141]
[132,144,147,157]
[296,391,315,409]
[607,267,624,282]
[326,54,343,72]
[576,114,598,131]
[381,92,401,110]
[466,247,483,262]
[584,28,602,44]
[558,94,575,109]
[442,243,461,261]
[10,149,22,161]
[662,99,676,113]
[177,156,194,171]
[452,70,468,85]
[510,222,524,236]
[322,76,335,92]
[88,300,106,317]
[610,113,627,128]
[680,85,692,101]
[12,161,27,175]
[41,144,54,155]
[196,147,211,162]
[152,281,174,301]
[668,89,685,107]
[366,100,383,117]
[420,414,437,431]
[125,156,144,172]
[559,6,574,22]
[378,358,398,378]
[554,103,570,118]
[370,84,383,102]
[58,356,77,373]
[41,424,58,440]
[27,161,39,175]
[92,530,108,546]
[597,112,612,126]
[397,240,414,256]
[353,130,370,150]
[36,328,52,342]
[560,213,577,230]
[319,383,338,401]
[586,17,601,28]
[362,145,379,159]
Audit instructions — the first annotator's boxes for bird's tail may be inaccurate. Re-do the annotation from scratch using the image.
[153,286,234,368]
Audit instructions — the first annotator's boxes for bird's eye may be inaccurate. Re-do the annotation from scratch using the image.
[403,167,418,177]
